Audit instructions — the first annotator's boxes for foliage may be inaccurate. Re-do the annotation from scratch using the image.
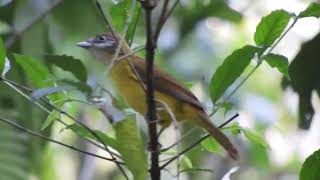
[254,10,291,47]
[300,149,320,180]
[0,1,320,180]
[114,117,148,180]
[210,45,259,103]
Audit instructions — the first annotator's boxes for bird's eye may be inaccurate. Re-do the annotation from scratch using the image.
[97,36,106,41]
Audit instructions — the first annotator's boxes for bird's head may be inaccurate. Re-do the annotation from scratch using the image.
[77,32,121,64]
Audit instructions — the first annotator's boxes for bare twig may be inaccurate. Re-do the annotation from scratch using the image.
[153,0,180,41]
[0,116,124,164]
[159,113,239,170]
[5,0,64,48]
[153,0,170,41]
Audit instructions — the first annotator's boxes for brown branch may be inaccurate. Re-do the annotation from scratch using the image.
[5,0,64,48]
[0,116,124,165]
[139,0,161,179]
[153,0,180,41]
[159,113,239,170]
[153,0,170,41]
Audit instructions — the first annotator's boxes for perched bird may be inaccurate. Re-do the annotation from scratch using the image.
[77,32,238,160]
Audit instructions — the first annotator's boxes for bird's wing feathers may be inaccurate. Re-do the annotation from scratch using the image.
[130,57,205,111]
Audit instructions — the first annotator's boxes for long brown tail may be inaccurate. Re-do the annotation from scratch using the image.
[199,113,239,160]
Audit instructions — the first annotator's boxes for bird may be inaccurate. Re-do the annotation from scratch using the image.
[77,32,239,160]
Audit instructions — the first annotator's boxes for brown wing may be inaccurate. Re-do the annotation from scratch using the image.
[130,57,205,111]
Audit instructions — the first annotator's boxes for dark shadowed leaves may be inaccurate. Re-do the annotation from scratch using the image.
[46,55,87,82]
[299,3,320,18]
[265,54,289,78]
[254,10,291,46]
[284,33,320,129]
[300,149,320,180]
[210,45,259,103]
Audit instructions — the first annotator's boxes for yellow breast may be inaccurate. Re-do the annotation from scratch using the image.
[110,59,201,127]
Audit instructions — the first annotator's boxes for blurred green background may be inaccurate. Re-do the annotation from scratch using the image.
[0,0,319,180]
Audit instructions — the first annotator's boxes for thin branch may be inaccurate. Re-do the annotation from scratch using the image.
[0,78,121,158]
[1,79,127,177]
[5,0,64,48]
[94,0,118,42]
[153,0,170,41]
[41,97,129,179]
[159,113,239,170]
[0,116,124,165]
[164,0,180,22]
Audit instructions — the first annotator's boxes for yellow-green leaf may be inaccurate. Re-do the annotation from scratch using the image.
[114,118,147,180]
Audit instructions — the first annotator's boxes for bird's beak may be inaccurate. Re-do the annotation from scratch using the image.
[77,41,92,49]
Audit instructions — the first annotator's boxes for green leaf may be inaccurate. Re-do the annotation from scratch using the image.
[265,54,289,78]
[125,0,141,45]
[41,101,66,130]
[67,124,118,150]
[46,55,87,82]
[216,102,234,115]
[254,10,291,46]
[226,122,242,136]
[242,128,270,149]
[299,3,320,18]
[300,149,320,180]
[0,38,5,74]
[200,137,223,155]
[43,110,60,131]
[114,117,148,180]
[181,155,193,169]
[210,45,259,103]
[110,0,131,32]
[13,54,52,88]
